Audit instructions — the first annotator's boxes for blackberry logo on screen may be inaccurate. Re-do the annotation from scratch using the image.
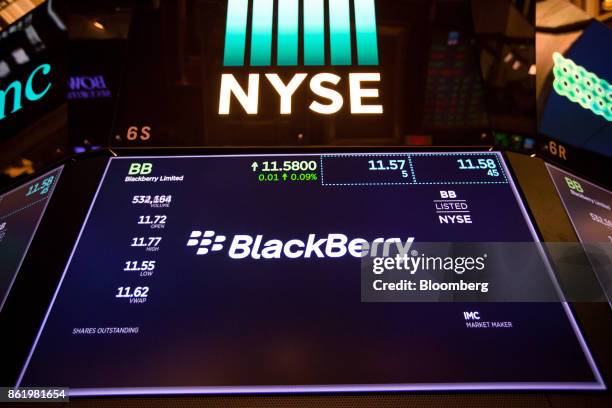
[219,0,383,115]
[187,230,227,255]
[187,229,414,260]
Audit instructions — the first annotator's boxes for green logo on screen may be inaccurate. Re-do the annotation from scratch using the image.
[219,0,383,115]
[552,53,611,122]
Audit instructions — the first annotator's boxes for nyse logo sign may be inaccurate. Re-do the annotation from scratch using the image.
[0,63,52,121]
[219,0,383,115]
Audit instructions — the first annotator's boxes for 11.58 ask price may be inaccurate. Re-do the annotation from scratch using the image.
[457,158,499,177]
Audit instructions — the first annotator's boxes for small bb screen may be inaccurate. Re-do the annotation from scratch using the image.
[546,163,612,303]
[0,166,63,312]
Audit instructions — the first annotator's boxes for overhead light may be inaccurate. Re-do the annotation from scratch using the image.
[503,52,513,63]
[512,60,521,70]
[3,159,35,178]
[93,21,105,30]
[12,48,30,65]
[0,61,10,78]
[25,26,43,47]
[528,64,536,75]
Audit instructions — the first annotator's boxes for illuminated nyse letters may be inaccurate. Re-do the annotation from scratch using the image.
[265,73,307,114]
[218,0,382,116]
[309,73,343,115]
[0,63,52,121]
[349,73,383,114]
[219,73,383,115]
[219,74,260,115]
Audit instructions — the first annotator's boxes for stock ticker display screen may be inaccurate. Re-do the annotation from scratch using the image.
[17,152,603,395]
[0,167,63,312]
[546,164,612,303]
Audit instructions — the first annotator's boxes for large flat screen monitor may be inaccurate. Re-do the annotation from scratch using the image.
[0,166,63,312]
[546,163,611,304]
[16,151,603,395]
